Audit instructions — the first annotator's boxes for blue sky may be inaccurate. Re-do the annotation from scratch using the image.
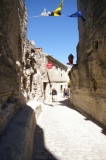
[25,0,79,65]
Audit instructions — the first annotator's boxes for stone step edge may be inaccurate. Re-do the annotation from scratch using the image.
[0,101,43,160]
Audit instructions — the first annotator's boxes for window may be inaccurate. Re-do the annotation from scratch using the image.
[61,68,62,77]
[55,66,58,75]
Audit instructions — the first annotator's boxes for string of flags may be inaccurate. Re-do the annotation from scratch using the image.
[30,0,85,22]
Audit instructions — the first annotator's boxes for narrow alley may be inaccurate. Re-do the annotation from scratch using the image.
[32,97,106,160]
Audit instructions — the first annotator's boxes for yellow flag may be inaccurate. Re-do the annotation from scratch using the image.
[49,0,64,16]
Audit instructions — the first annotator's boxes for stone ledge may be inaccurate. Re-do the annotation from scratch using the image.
[0,105,36,160]
[27,100,44,119]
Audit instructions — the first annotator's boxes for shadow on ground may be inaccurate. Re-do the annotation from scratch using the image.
[32,125,57,160]
[58,98,72,108]
[58,98,106,136]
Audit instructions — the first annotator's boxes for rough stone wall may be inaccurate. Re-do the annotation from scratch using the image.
[0,0,27,132]
[22,40,48,102]
[0,0,48,132]
[70,0,106,126]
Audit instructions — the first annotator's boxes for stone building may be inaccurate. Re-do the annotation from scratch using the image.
[22,43,68,103]
[43,54,68,102]
[70,0,106,126]
[36,47,43,53]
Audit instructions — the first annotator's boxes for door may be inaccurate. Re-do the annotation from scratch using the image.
[43,82,47,101]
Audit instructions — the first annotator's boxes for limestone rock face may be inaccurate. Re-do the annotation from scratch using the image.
[22,39,48,102]
[0,0,27,131]
[70,1,106,126]
[0,0,48,132]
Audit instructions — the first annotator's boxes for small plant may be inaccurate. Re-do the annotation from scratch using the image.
[68,81,71,87]
[68,70,71,79]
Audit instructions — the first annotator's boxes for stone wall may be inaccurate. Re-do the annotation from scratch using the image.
[0,0,27,132]
[0,0,48,132]
[70,0,106,126]
[22,40,48,102]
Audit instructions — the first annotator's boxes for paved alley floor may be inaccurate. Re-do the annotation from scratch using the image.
[32,97,106,160]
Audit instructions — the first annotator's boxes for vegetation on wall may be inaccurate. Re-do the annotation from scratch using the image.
[68,81,71,87]
[68,70,71,80]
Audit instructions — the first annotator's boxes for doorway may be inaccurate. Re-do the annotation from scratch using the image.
[60,85,63,92]
[43,82,47,101]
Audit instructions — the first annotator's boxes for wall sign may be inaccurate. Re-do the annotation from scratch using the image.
[46,61,54,69]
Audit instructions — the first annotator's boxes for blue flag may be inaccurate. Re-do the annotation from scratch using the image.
[67,11,85,22]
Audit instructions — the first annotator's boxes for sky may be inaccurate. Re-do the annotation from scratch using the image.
[25,0,79,66]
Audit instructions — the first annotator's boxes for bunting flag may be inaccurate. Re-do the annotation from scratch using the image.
[67,11,85,22]
[49,0,64,16]
[29,1,85,23]
[30,0,64,18]
[40,8,50,16]
[41,0,64,16]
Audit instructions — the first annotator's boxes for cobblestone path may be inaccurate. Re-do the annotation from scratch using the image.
[32,98,106,160]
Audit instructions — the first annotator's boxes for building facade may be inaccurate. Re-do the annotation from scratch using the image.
[42,54,68,102]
